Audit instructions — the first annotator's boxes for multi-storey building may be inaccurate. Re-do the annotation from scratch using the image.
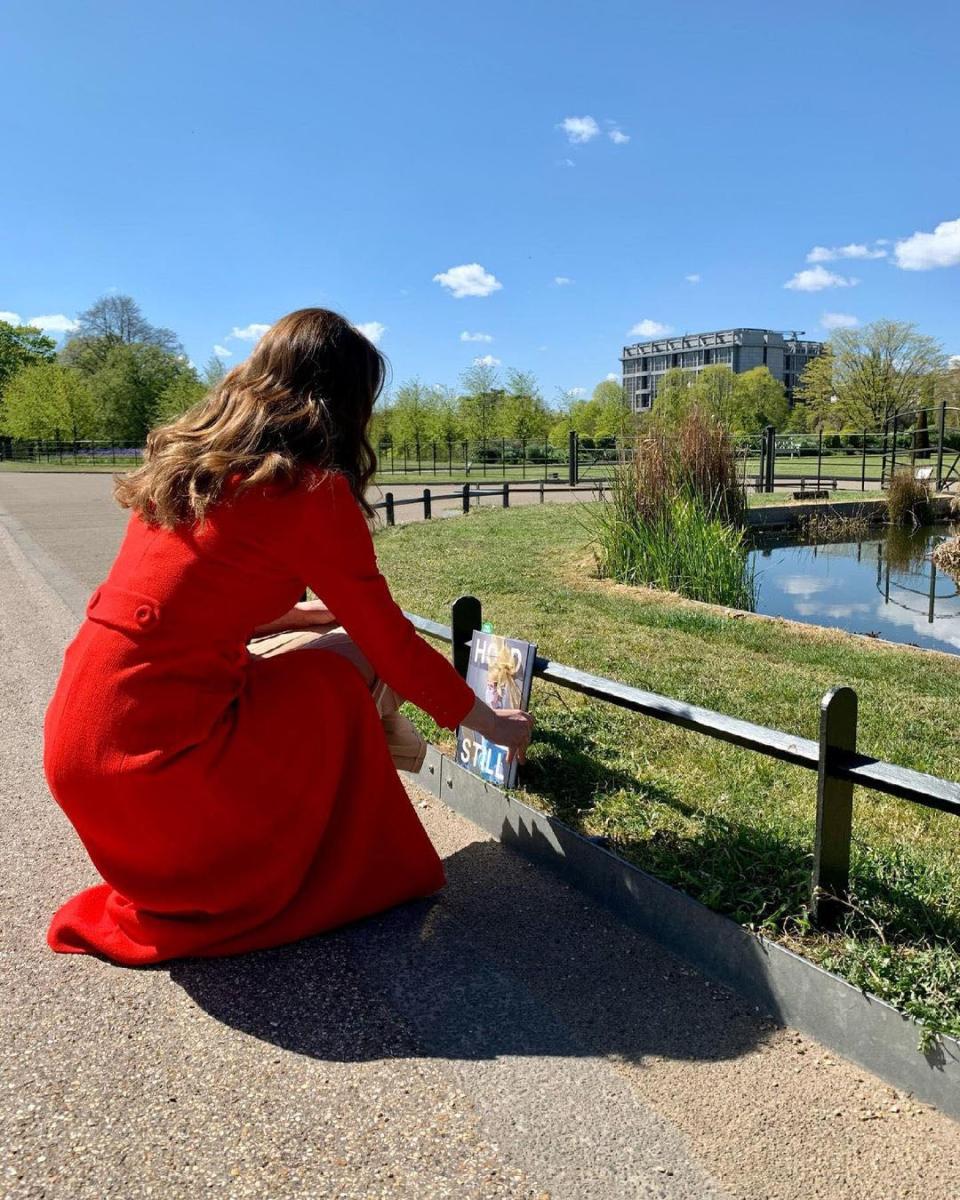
[621,328,824,412]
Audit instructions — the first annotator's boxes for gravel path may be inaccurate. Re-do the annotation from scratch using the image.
[1,472,958,1200]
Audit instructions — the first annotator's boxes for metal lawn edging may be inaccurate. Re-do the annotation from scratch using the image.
[413,744,960,1120]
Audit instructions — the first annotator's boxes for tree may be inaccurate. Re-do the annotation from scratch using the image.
[69,294,183,361]
[0,321,56,397]
[202,355,228,388]
[592,379,633,439]
[458,361,502,444]
[690,365,739,427]
[87,343,196,441]
[1,362,97,439]
[794,352,838,430]
[829,320,945,431]
[389,380,434,451]
[648,368,695,431]
[155,373,207,423]
[498,370,550,441]
[730,366,789,432]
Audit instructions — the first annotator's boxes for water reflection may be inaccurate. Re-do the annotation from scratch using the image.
[750,524,960,655]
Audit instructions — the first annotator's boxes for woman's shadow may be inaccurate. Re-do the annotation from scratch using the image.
[169,832,775,1070]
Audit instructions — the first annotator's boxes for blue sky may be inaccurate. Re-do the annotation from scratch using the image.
[2,1,958,401]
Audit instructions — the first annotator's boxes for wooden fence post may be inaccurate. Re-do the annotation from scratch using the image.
[811,686,858,929]
[384,492,395,526]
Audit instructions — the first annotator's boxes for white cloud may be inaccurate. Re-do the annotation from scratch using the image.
[473,354,501,367]
[684,273,701,284]
[460,331,493,342]
[820,312,859,330]
[569,387,587,397]
[608,128,630,145]
[949,354,960,368]
[628,319,672,337]
[784,266,859,292]
[894,217,960,270]
[606,372,619,381]
[806,243,887,263]
[557,157,575,168]
[27,313,78,333]
[0,311,23,325]
[355,321,386,345]
[230,323,271,340]
[213,344,232,357]
[553,276,573,286]
[433,263,502,299]
[559,115,600,144]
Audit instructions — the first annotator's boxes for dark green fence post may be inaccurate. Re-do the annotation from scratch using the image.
[451,595,482,679]
[502,482,510,508]
[462,482,470,513]
[816,428,823,492]
[811,686,858,929]
[384,492,395,526]
[423,488,431,519]
[568,430,578,487]
[890,415,898,481]
[936,401,947,490]
[763,425,776,493]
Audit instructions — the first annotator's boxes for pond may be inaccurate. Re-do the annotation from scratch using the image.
[750,524,960,656]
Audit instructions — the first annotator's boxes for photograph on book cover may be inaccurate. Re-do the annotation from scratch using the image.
[456,631,537,788]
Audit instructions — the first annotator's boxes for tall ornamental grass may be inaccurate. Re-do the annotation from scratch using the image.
[594,408,756,609]
[886,468,932,527]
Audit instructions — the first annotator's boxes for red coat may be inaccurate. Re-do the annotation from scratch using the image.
[43,468,475,965]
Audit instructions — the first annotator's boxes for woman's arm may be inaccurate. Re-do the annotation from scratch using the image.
[251,599,337,638]
[296,472,527,739]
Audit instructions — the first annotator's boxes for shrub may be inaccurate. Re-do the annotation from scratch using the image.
[886,469,932,526]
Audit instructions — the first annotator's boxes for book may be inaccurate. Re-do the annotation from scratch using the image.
[456,630,537,789]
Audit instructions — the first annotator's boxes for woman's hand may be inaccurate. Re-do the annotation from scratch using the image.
[464,697,535,765]
[251,599,339,638]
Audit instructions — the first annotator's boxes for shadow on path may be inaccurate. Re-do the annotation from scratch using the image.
[170,834,772,1069]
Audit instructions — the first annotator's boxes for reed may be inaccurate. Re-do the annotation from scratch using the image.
[595,408,754,608]
[886,469,931,527]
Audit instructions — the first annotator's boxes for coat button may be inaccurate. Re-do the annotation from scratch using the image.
[135,605,156,628]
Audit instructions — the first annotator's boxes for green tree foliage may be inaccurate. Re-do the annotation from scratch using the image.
[592,379,634,438]
[498,370,550,441]
[731,366,788,432]
[388,380,435,450]
[794,352,838,430]
[648,368,694,431]
[829,320,945,431]
[458,361,502,444]
[0,321,56,397]
[155,373,208,423]
[88,343,197,441]
[1,361,97,439]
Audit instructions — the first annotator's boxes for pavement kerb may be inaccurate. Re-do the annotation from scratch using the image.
[414,746,960,1122]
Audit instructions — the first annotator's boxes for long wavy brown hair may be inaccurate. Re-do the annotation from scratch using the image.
[114,308,384,528]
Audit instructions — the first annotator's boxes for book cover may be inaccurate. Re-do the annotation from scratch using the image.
[456,630,537,789]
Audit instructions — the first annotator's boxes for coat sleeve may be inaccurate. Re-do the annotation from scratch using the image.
[294,471,477,731]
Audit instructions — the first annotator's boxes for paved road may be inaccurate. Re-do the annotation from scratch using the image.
[2,473,958,1200]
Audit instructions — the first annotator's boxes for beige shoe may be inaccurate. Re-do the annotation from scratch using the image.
[371,678,428,773]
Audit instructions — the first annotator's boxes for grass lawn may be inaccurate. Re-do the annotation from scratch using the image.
[375,501,960,1042]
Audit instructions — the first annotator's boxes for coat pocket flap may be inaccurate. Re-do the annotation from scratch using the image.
[86,583,163,633]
